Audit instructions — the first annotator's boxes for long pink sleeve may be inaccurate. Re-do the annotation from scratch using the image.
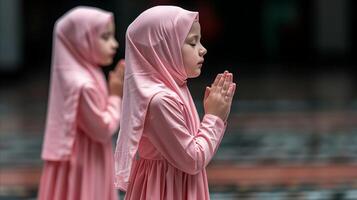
[145,92,226,175]
[78,83,121,143]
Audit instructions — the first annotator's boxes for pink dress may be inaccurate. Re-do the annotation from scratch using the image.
[38,85,121,200]
[114,6,227,200]
[38,6,121,200]
[124,93,226,200]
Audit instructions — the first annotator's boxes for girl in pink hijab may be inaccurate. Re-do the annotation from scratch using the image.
[38,6,124,200]
[114,5,236,200]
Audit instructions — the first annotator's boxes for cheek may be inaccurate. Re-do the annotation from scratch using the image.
[95,45,113,65]
[182,48,195,66]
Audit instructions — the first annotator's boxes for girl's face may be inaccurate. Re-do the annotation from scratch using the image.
[181,21,207,78]
[96,20,118,66]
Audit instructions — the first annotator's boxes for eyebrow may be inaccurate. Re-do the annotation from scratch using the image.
[187,34,200,40]
[101,30,114,35]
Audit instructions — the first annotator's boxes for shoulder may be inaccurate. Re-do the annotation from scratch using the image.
[81,82,97,92]
[149,91,183,112]
[53,67,94,92]
[79,82,100,102]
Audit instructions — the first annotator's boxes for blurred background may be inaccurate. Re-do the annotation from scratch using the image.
[1,0,357,199]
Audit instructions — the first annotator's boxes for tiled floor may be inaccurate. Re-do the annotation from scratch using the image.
[1,73,357,199]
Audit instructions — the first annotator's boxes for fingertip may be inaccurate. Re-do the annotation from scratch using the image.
[118,59,125,67]
[214,74,222,83]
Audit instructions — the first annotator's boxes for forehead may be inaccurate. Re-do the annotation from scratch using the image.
[187,21,201,36]
[105,20,115,31]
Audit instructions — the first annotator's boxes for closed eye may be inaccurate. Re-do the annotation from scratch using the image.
[101,34,110,40]
[101,32,114,41]
[186,34,199,47]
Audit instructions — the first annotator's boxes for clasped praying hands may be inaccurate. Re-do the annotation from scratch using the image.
[203,70,237,122]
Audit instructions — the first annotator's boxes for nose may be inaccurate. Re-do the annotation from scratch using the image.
[199,47,207,56]
[112,38,119,49]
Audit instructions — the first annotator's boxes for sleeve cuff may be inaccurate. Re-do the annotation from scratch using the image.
[114,180,128,192]
[108,95,122,107]
[203,114,225,129]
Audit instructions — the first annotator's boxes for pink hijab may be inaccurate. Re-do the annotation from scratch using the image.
[114,6,200,190]
[41,6,113,160]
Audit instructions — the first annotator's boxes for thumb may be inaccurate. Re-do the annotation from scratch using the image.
[119,58,125,65]
[115,59,125,72]
[117,59,125,68]
[204,86,210,100]
[109,71,115,79]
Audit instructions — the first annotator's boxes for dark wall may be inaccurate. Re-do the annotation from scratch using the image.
[3,0,356,83]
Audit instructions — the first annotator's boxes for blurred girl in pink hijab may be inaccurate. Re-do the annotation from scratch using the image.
[38,6,124,200]
[114,5,236,200]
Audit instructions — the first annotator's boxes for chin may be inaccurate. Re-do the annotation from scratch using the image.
[188,72,201,78]
[99,59,113,66]
[194,69,201,77]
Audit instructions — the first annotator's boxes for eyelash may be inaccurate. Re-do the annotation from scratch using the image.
[101,33,111,40]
